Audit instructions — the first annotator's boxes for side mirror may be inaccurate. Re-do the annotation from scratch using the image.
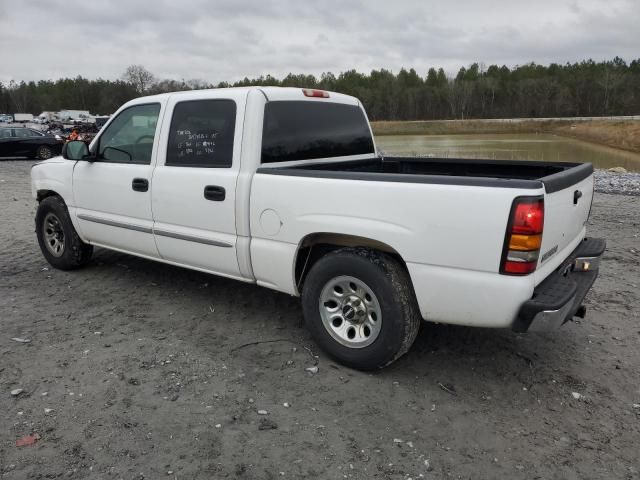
[62,140,91,161]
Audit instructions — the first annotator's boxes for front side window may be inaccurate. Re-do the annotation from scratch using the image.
[261,101,375,163]
[0,129,11,138]
[97,103,160,164]
[166,99,236,168]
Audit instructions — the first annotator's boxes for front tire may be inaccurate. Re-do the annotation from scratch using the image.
[36,196,93,270]
[302,248,421,370]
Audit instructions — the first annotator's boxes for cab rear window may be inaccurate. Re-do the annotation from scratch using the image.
[261,101,374,163]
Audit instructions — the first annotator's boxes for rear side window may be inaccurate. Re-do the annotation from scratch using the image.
[166,99,236,168]
[15,129,32,138]
[261,101,374,163]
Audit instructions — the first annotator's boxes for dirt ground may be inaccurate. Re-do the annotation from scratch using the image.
[1,160,639,479]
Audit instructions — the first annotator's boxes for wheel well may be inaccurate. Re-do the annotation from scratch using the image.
[294,233,407,291]
[36,189,61,202]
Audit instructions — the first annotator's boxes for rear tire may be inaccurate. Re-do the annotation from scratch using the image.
[36,145,54,160]
[35,196,93,270]
[302,248,421,370]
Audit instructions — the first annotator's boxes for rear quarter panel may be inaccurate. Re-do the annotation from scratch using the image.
[250,173,544,326]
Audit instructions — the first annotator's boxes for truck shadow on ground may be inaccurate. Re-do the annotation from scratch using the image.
[82,247,578,384]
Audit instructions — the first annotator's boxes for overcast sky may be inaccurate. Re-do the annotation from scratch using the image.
[1,0,638,85]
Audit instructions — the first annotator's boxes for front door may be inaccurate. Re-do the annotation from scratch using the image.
[73,102,163,258]
[0,128,16,156]
[151,93,245,278]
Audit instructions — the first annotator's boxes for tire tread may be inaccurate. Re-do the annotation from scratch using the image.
[302,247,421,370]
[36,195,93,270]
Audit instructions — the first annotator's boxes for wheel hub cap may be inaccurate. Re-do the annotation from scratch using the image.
[319,276,382,349]
[39,147,52,159]
[43,213,65,257]
[342,296,366,323]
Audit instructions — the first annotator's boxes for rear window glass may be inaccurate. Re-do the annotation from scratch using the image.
[166,99,236,168]
[261,101,374,163]
[15,129,33,138]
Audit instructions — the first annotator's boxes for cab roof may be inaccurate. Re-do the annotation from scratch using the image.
[130,86,359,106]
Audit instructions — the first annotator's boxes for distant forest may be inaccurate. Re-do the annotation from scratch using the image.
[2,58,639,120]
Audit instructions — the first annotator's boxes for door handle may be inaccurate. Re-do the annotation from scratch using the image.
[204,185,225,201]
[132,178,149,192]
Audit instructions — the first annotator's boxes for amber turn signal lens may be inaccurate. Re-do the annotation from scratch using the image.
[500,196,544,276]
[508,234,542,251]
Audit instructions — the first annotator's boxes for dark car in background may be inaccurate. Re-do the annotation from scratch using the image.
[94,116,110,129]
[0,127,63,159]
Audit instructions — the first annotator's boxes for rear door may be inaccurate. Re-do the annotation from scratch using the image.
[150,91,246,278]
[11,128,34,156]
[73,102,163,257]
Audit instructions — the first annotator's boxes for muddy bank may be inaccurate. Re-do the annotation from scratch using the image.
[1,160,639,479]
[555,121,640,154]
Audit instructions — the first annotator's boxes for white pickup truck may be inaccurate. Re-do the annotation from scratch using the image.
[31,87,605,369]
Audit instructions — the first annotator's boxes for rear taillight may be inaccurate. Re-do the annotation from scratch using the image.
[500,197,544,275]
[302,89,329,98]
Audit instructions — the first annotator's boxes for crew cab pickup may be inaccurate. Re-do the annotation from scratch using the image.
[31,87,606,369]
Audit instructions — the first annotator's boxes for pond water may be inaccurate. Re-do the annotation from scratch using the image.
[375,133,640,172]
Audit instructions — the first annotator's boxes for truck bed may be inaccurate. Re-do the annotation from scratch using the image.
[257,156,594,193]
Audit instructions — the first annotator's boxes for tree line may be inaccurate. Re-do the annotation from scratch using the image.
[1,58,639,120]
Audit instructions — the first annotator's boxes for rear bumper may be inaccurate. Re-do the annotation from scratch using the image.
[512,237,606,333]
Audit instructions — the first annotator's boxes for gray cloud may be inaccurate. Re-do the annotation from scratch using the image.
[1,0,638,84]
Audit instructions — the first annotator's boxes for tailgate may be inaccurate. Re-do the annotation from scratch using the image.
[536,165,594,283]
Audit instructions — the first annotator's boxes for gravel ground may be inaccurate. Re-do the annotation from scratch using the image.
[1,160,639,479]
[594,169,640,196]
